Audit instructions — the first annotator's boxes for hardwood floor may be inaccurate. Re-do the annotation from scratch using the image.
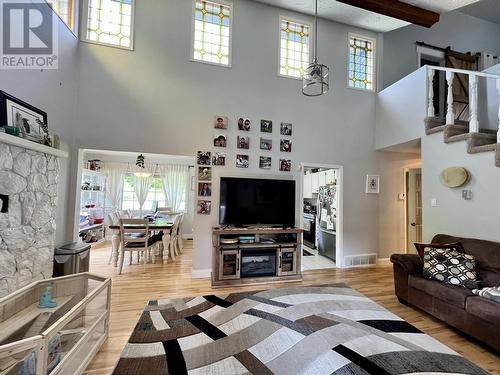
[83,240,500,374]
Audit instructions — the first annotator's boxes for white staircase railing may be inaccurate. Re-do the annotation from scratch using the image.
[426,66,500,143]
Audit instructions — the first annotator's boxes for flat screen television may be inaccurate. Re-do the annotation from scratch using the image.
[219,177,295,227]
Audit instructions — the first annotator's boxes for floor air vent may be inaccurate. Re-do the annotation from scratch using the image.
[344,254,377,267]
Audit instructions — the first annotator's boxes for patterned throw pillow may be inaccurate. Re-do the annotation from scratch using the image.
[422,248,478,289]
[414,242,465,261]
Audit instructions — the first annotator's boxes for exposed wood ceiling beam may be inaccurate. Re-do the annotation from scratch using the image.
[336,0,440,28]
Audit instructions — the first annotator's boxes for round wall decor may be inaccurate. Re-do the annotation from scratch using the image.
[440,167,470,188]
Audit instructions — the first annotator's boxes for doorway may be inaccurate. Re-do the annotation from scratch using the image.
[300,163,343,270]
[406,168,422,253]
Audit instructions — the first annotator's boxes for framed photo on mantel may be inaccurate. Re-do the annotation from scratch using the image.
[0,91,48,143]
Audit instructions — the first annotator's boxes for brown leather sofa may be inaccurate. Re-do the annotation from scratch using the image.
[391,234,500,352]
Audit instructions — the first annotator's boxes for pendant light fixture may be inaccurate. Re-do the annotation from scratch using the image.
[302,0,329,96]
[133,154,153,178]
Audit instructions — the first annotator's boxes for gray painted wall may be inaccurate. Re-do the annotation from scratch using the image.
[383,11,500,89]
[70,0,389,273]
[422,133,500,243]
[0,8,78,246]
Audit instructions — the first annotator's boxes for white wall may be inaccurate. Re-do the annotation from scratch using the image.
[376,67,427,150]
[422,133,500,242]
[0,5,78,246]
[69,0,386,274]
[383,11,500,89]
[377,151,421,258]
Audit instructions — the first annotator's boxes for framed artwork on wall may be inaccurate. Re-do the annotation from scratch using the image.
[280,139,292,152]
[197,151,211,165]
[260,138,272,151]
[198,167,212,181]
[237,117,251,131]
[260,120,272,133]
[214,134,227,147]
[279,159,291,172]
[0,91,48,143]
[236,154,249,168]
[212,152,226,166]
[198,182,212,197]
[214,115,228,129]
[259,156,272,169]
[237,136,249,149]
[366,175,380,194]
[197,200,211,215]
[280,122,292,136]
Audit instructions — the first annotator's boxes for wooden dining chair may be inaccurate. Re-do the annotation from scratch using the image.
[176,213,185,254]
[118,219,158,274]
[169,214,183,257]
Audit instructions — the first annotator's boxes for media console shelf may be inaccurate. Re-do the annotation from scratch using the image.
[212,227,303,288]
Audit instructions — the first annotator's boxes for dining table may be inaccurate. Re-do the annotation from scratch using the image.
[108,217,175,266]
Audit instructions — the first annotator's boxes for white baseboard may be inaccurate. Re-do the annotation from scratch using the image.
[376,258,392,267]
[192,268,211,279]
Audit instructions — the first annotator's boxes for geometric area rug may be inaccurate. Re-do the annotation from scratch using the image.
[113,284,489,375]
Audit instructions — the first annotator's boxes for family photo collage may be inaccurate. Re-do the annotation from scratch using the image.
[195,115,293,215]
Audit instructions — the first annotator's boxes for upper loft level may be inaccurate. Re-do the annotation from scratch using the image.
[376,54,500,165]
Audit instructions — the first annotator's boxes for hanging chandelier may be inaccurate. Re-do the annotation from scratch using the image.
[302,0,330,96]
[133,154,153,178]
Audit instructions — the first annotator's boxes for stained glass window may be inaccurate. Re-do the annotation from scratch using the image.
[279,18,311,78]
[47,0,75,31]
[83,0,134,49]
[348,34,375,91]
[193,0,231,66]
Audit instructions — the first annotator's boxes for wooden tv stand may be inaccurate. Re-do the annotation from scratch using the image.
[211,227,303,288]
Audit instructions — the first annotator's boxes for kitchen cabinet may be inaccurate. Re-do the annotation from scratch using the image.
[311,173,320,194]
[303,174,313,199]
[318,171,327,187]
[325,169,336,185]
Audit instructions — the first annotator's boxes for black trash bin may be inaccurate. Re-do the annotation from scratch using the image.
[53,243,91,277]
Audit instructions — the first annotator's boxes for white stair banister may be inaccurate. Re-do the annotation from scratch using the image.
[497,77,500,143]
[446,71,455,124]
[469,74,479,133]
[427,69,435,117]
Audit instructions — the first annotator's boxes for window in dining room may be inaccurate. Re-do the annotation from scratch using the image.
[121,176,186,212]
[192,0,232,66]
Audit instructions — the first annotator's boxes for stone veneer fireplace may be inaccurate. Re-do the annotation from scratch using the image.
[0,137,66,298]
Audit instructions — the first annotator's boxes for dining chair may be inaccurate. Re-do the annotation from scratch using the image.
[169,215,183,257]
[107,212,118,265]
[176,213,185,254]
[118,218,158,274]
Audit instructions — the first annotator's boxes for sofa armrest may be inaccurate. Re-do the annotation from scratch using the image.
[390,254,423,304]
[390,254,423,275]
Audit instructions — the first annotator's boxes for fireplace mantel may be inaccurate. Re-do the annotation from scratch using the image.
[0,132,68,158]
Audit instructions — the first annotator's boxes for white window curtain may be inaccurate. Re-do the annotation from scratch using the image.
[160,164,189,213]
[133,167,153,216]
[102,163,128,211]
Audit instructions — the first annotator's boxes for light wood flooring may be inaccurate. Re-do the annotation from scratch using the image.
[83,240,500,374]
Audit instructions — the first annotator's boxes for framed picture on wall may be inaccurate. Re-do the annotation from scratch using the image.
[214,115,228,129]
[236,154,249,168]
[280,122,292,136]
[212,152,226,166]
[237,117,251,131]
[197,151,211,165]
[260,138,272,151]
[237,136,249,149]
[279,159,291,172]
[259,156,272,169]
[198,167,212,181]
[213,134,227,147]
[260,120,272,133]
[197,200,212,215]
[0,91,48,143]
[280,139,292,152]
[366,175,380,194]
[198,182,212,197]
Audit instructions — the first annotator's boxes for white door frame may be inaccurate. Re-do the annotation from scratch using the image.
[403,167,422,253]
[299,162,344,268]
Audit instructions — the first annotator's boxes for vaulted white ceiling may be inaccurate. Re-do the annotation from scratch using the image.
[252,0,482,32]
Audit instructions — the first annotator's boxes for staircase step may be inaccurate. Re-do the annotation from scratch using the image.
[425,117,445,135]
[496,146,500,167]
[468,132,498,154]
[445,133,470,143]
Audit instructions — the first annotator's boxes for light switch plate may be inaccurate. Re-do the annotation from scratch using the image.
[431,198,438,207]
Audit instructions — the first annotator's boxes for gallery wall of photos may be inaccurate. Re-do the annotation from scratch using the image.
[196,115,293,215]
